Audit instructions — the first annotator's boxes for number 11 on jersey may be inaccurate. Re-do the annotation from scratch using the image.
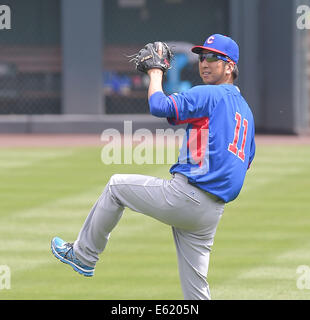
[228,112,248,162]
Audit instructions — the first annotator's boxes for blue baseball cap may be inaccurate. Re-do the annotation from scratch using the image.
[192,34,239,64]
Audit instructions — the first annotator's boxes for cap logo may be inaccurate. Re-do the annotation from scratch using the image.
[207,36,215,44]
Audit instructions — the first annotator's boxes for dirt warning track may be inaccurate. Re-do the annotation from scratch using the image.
[0,133,310,148]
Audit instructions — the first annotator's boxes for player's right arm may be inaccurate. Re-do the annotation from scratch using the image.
[248,122,256,169]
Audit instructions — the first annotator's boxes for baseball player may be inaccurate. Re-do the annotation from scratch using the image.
[51,34,256,300]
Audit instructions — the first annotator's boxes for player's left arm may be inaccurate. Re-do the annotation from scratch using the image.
[147,69,176,118]
[148,82,215,122]
[148,69,164,99]
[135,42,212,121]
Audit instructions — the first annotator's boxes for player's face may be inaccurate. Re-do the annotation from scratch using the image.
[198,50,233,85]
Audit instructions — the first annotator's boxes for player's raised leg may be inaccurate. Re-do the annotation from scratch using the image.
[51,172,224,300]
[72,173,208,268]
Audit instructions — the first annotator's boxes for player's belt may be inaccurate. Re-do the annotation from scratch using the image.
[173,173,189,183]
[173,173,224,203]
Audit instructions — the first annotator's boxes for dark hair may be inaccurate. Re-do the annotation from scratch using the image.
[232,64,239,80]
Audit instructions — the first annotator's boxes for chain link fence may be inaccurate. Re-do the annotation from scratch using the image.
[0,0,229,115]
[306,10,310,130]
[0,0,61,115]
[102,0,229,114]
[0,0,309,125]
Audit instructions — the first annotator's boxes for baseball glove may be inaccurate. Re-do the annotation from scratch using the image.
[129,42,173,74]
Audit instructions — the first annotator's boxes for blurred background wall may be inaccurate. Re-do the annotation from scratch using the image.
[0,0,309,134]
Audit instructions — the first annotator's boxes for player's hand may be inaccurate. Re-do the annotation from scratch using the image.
[129,41,173,75]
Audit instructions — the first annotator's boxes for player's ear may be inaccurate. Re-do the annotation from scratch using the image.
[225,61,234,74]
[224,61,235,78]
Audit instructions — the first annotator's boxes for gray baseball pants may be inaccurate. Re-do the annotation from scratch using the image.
[73,173,225,300]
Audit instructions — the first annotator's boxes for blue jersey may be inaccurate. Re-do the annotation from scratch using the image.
[149,84,256,203]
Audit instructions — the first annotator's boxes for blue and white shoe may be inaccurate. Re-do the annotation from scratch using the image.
[51,237,94,277]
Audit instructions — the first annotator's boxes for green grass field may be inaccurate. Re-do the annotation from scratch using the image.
[1,143,310,300]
